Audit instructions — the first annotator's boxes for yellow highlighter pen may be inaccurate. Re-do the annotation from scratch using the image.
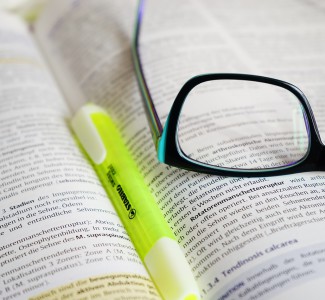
[71,104,200,300]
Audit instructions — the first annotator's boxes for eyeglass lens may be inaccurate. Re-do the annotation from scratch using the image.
[177,80,309,170]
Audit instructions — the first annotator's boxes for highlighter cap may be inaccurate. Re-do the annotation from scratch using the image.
[145,237,201,300]
[71,104,107,164]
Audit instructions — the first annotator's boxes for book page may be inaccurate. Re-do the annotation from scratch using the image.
[35,0,325,299]
[0,11,158,300]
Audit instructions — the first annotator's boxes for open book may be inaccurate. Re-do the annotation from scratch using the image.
[1,0,325,299]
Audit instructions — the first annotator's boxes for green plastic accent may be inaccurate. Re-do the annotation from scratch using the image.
[157,117,170,163]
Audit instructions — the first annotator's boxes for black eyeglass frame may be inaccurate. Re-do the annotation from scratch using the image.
[131,0,325,177]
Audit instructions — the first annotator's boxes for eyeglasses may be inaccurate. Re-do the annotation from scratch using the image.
[131,0,325,177]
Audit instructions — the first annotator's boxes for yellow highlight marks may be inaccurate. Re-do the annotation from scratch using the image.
[0,57,42,67]
[184,294,200,300]
[29,274,160,300]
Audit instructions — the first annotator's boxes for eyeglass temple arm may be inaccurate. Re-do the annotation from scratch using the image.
[131,0,163,149]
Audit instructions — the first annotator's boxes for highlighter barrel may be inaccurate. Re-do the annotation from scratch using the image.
[71,104,200,300]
